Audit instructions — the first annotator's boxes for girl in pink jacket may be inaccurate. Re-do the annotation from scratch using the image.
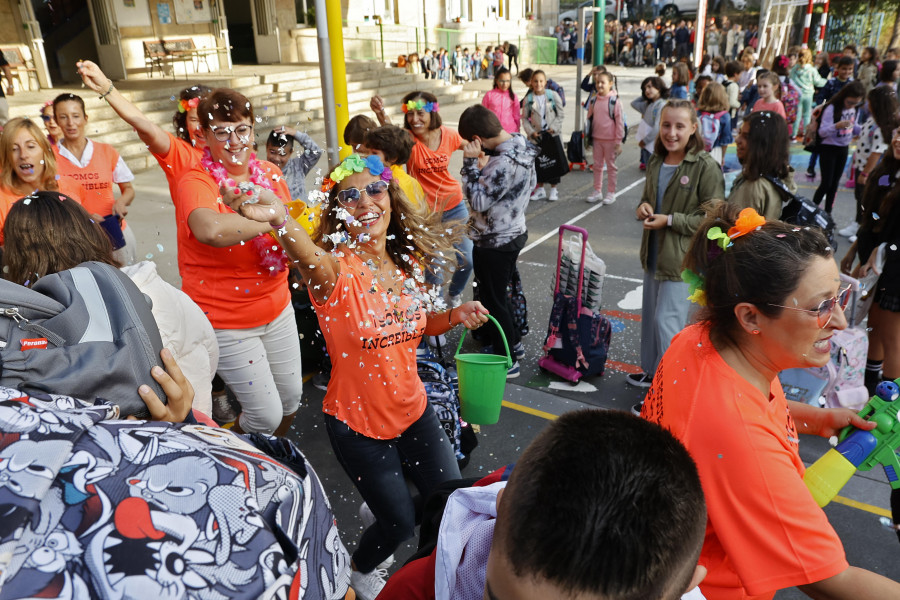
[481,68,521,133]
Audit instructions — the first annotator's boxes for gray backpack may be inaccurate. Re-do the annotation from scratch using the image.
[0,261,167,418]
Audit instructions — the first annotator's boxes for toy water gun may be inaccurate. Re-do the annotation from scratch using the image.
[803,380,900,508]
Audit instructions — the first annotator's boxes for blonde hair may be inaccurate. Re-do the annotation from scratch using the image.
[0,117,61,195]
[798,47,813,66]
[696,82,729,112]
[654,100,706,157]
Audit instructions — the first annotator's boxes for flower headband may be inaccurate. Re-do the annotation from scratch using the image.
[178,97,201,113]
[321,153,393,193]
[402,99,439,113]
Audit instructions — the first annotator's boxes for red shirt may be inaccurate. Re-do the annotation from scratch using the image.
[642,324,848,599]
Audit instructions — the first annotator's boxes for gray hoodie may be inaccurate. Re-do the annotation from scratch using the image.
[461,133,538,248]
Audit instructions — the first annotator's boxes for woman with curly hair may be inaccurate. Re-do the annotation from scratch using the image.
[226,152,489,600]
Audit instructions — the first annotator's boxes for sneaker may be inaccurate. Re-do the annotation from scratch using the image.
[630,402,644,416]
[211,391,239,424]
[625,372,653,388]
[358,503,396,569]
[350,568,388,600]
[548,188,559,202]
[849,234,858,243]
[602,193,616,205]
[586,189,604,203]
[507,361,521,379]
[844,178,855,189]
[427,334,447,349]
[806,168,816,180]
[449,294,463,309]
[311,371,330,392]
[838,222,859,238]
[531,186,547,200]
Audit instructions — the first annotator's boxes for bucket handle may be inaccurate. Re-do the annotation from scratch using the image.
[455,314,512,368]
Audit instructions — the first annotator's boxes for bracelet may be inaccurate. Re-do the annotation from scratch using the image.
[272,205,289,232]
[99,80,114,100]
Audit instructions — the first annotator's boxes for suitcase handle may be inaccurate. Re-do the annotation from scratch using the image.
[555,225,588,313]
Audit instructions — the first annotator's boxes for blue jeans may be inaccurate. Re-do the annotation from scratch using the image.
[426,201,474,298]
[325,409,460,572]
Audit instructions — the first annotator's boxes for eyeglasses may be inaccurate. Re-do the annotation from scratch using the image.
[41,114,52,122]
[767,284,852,328]
[212,124,253,142]
[336,180,389,208]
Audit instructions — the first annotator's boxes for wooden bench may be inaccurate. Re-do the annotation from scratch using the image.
[1,47,39,92]
[143,39,221,78]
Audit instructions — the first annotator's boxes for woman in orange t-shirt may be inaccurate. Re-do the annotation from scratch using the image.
[172,88,303,437]
[0,117,86,245]
[642,203,900,600]
[370,91,473,310]
[226,151,488,599]
[76,60,209,199]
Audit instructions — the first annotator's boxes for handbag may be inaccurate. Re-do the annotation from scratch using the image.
[534,131,570,182]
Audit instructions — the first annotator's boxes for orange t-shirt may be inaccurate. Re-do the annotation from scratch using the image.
[54,141,121,218]
[312,251,428,439]
[0,179,86,245]
[173,160,291,330]
[407,126,464,212]
[153,132,202,200]
[642,324,848,600]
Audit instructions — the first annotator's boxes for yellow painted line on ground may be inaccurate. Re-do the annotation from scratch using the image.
[502,398,893,519]
[832,495,891,518]
[303,372,315,383]
[501,400,559,421]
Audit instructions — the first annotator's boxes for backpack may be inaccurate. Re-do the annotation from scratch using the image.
[567,130,586,164]
[699,110,727,152]
[764,174,837,248]
[781,81,800,133]
[0,261,167,419]
[803,103,837,150]
[780,327,869,410]
[608,95,629,143]
[417,359,478,467]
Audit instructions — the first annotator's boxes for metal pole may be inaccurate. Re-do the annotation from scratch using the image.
[817,0,829,54]
[576,6,605,132]
[417,27,421,55]
[379,21,385,63]
[801,0,815,47]
[693,0,707,68]
[592,0,604,66]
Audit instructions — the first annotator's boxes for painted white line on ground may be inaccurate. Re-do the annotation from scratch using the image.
[519,264,643,284]
[606,273,643,284]
[520,175,645,256]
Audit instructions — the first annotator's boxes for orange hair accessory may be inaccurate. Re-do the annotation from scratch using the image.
[727,208,766,240]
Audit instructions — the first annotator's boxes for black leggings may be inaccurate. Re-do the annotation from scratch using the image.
[812,144,849,214]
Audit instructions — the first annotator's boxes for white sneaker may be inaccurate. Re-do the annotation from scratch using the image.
[351,568,388,600]
[838,222,859,237]
[449,295,463,309]
[358,503,395,569]
[586,189,604,203]
[548,187,559,202]
[602,193,616,205]
[531,186,547,200]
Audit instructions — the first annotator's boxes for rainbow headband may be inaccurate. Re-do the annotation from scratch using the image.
[321,153,393,193]
[177,97,200,113]
[402,99,439,113]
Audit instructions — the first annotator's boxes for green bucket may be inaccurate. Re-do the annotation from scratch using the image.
[455,315,512,425]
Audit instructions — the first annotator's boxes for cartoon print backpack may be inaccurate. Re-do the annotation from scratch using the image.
[781,81,800,133]
[699,110,727,152]
[417,358,478,467]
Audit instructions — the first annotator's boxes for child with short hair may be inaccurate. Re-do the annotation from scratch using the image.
[364,124,426,208]
[696,82,733,166]
[723,60,743,126]
[265,126,323,202]
[343,114,377,152]
[377,409,708,600]
[751,71,787,121]
[585,71,624,204]
[693,74,712,103]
